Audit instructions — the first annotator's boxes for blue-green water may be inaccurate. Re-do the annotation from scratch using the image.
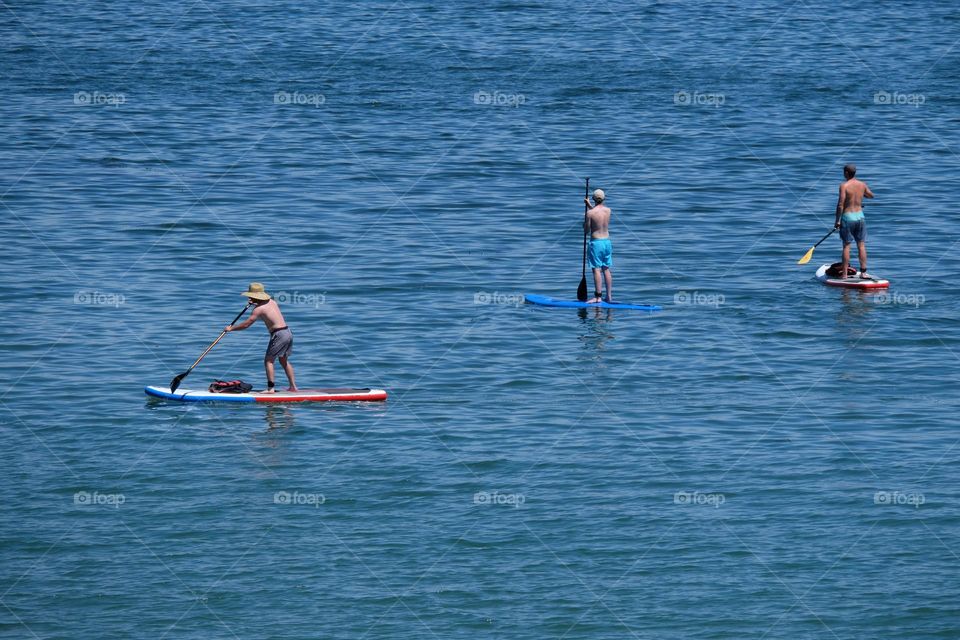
[3,1,960,638]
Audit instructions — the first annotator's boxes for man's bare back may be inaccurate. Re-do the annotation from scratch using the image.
[584,202,611,239]
[837,177,874,214]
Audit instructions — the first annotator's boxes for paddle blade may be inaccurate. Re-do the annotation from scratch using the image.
[169,371,189,393]
[797,246,815,265]
[577,276,588,301]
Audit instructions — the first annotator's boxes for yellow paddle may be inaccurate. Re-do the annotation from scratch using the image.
[797,228,836,265]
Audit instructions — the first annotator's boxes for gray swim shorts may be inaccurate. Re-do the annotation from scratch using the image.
[265,327,293,361]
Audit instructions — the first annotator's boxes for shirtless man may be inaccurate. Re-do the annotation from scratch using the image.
[583,189,613,303]
[225,282,297,393]
[834,164,875,279]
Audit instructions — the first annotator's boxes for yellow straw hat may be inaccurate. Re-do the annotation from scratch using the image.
[241,282,271,301]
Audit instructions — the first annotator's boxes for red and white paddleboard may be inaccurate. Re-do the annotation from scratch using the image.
[145,386,387,403]
[815,264,889,289]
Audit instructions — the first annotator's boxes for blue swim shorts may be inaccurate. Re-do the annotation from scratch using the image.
[839,211,866,245]
[588,238,613,269]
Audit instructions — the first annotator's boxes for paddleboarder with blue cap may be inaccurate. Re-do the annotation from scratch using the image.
[584,189,614,302]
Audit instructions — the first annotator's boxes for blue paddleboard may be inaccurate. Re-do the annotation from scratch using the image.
[524,294,661,311]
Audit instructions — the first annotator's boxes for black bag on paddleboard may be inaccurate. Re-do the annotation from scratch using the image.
[208,379,253,394]
[825,262,858,278]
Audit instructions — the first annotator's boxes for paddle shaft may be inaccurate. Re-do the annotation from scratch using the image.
[171,304,249,390]
[811,227,836,249]
[189,305,250,369]
[582,178,590,273]
[577,178,590,300]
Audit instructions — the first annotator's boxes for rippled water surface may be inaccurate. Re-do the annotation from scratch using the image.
[2,1,960,638]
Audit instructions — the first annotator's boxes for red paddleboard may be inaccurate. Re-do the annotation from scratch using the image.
[815,264,889,289]
[145,386,387,403]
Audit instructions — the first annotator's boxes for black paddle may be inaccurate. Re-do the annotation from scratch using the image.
[577,177,590,301]
[169,304,250,393]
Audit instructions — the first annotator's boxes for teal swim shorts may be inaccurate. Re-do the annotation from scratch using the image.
[588,238,613,269]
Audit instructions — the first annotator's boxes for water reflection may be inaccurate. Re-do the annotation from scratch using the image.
[263,405,296,432]
[577,307,615,359]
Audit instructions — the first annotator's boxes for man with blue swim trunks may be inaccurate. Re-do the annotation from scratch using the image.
[834,164,875,279]
[584,189,614,302]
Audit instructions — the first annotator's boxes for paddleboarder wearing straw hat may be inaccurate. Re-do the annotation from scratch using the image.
[225,282,297,393]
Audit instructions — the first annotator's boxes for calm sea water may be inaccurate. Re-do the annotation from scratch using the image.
[2,1,959,638]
